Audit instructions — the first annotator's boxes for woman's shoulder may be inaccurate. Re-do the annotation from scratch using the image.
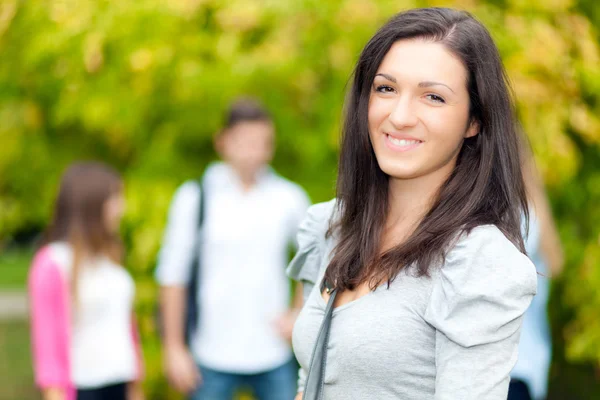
[29,243,71,292]
[425,224,537,347]
[438,224,537,297]
[286,199,337,295]
[292,198,337,253]
[452,225,533,268]
[31,242,72,275]
[306,199,337,224]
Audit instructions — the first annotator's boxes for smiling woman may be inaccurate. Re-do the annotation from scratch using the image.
[368,39,478,181]
[288,7,537,400]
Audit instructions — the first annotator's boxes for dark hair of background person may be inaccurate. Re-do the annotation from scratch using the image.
[222,97,272,131]
[43,162,124,301]
[325,7,529,292]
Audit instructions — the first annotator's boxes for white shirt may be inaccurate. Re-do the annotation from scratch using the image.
[155,162,310,373]
[49,242,137,388]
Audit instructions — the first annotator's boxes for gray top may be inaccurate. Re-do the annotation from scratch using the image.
[288,200,537,400]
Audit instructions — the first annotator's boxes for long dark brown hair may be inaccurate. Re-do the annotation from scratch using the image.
[43,162,124,299]
[325,8,528,291]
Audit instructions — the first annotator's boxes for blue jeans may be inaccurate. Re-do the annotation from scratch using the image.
[77,382,127,400]
[190,359,297,400]
[507,379,534,400]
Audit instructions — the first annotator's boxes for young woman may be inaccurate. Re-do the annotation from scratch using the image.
[288,8,537,399]
[29,162,144,400]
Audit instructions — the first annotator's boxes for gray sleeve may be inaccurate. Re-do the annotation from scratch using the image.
[287,186,312,250]
[154,181,201,286]
[297,367,308,394]
[286,199,336,301]
[423,226,537,400]
[287,199,336,393]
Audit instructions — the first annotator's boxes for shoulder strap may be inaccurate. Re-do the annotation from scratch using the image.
[196,178,206,229]
[185,178,205,344]
[303,285,336,400]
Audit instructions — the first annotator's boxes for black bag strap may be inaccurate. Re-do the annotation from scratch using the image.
[303,281,336,400]
[185,178,205,344]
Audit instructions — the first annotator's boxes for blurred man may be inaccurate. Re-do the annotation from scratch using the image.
[156,98,310,400]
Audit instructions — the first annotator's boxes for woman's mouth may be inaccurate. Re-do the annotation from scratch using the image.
[385,134,423,152]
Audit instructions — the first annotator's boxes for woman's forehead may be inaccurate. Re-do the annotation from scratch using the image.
[376,39,468,89]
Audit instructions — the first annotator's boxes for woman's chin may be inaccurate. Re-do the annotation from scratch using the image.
[378,162,421,181]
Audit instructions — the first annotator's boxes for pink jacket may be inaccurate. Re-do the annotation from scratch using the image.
[28,246,143,399]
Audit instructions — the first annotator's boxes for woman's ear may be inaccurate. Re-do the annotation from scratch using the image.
[465,119,480,139]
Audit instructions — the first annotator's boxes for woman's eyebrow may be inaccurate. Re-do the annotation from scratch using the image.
[375,74,456,94]
[418,81,455,94]
[375,73,396,82]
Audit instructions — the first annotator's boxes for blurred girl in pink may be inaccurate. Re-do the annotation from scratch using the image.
[28,162,144,400]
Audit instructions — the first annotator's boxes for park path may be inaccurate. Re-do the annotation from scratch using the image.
[0,290,27,320]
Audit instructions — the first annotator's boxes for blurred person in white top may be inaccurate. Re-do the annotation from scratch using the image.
[156,98,310,400]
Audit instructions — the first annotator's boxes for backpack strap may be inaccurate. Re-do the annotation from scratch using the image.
[185,178,205,344]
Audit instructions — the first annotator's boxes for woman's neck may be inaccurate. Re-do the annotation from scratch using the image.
[385,165,454,242]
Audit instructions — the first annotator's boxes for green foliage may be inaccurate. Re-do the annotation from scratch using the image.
[1,0,600,397]
[0,247,33,289]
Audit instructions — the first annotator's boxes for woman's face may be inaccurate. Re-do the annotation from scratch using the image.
[103,189,125,233]
[368,39,478,183]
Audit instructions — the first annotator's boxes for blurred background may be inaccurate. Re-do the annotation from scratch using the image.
[0,0,599,399]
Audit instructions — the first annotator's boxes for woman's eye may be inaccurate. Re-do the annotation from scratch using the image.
[375,85,395,93]
[426,94,445,104]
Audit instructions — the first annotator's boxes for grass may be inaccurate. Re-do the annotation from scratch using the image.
[0,247,37,399]
[0,247,33,289]
[0,320,40,400]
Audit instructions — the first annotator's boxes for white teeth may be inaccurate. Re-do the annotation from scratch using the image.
[387,135,420,146]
